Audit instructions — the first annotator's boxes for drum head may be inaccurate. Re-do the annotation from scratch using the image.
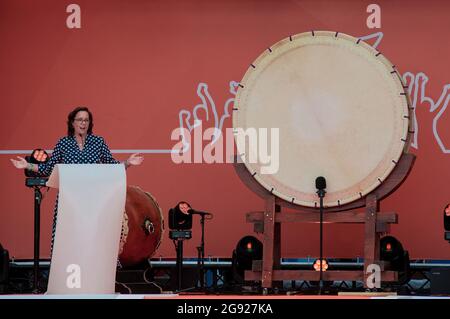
[233,31,412,208]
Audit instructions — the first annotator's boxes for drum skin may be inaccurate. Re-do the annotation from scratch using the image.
[118,185,164,267]
[233,31,414,208]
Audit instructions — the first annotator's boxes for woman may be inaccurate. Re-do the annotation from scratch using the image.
[10,106,144,253]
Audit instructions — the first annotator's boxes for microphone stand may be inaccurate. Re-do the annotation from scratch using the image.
[196,213,206,291]
[318,189,325,295]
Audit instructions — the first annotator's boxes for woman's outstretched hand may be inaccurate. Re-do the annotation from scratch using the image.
[127,153,144,166]
[10,156,28,169]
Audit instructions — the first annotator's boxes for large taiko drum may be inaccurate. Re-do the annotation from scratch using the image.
[233,31,414,208]
[118,185,164,267]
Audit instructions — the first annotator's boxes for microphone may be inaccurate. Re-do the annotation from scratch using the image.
[188,209,212,216]
[315,176,327,198]
[315,176,326,190]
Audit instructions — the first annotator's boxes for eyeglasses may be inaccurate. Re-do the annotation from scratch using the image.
[74,118,90,123]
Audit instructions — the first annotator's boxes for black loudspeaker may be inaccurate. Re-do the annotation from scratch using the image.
[430,268,450,295]
[0,244,9,294]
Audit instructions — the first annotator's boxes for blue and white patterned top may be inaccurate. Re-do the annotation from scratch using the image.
[38,134,120,176]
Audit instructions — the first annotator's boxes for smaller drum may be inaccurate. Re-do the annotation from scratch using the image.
[118,185,164,267]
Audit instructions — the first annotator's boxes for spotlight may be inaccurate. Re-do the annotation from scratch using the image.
[444,203,450,232]
[24,148,49,178]
[380,236,410,284]
[313,258,329,272]
[0,243,9,293]
[168,201,193,231]
[380,236,402,261]
[232,235,263,282]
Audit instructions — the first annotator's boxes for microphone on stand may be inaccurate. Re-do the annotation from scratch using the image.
[316,176,326,198]
[315,176,327,295]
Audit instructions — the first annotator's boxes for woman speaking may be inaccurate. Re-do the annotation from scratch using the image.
[10,106,144,252]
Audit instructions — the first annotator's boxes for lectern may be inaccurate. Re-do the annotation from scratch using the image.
[46,164,126,294]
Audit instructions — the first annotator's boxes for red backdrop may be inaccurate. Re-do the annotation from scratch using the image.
[1,0,449,260]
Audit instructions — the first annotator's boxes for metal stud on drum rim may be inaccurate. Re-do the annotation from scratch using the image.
[233,31,413,208]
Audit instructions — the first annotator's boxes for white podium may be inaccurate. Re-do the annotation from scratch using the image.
[45,164,126,294]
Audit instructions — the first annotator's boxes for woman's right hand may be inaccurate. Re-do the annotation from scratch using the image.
[10,156,28,169]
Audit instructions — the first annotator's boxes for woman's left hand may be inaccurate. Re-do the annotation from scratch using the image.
[127,153,144,166]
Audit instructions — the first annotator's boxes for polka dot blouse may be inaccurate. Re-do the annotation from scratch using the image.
[38,134,121,175]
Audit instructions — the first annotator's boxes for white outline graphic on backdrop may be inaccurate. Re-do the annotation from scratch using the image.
[1,32,448,155]
[177,81,239,153]
[403,72,450,152]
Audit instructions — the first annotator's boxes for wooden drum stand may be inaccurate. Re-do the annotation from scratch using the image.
[233,153,415,289]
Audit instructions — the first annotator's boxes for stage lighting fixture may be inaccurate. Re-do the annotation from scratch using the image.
[444,203,450,231]
[233,236,263,271]
[0,243,9,293]
[380,235,410,284]
[380,236,402,261]
[168,201,193,230]
[313,258,329,272]
[24,148,49,177]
